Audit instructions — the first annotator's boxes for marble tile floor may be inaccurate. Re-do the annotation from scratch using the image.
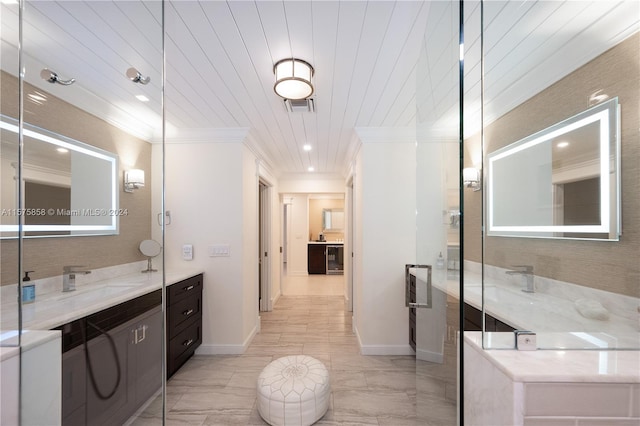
[132,293,457,425]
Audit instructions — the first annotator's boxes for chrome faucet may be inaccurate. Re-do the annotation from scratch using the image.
[505,265,535,293]
[63,266,91,292]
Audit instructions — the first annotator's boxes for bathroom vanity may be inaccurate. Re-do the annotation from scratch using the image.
[409,265,639,425]
[307,242,344,274]
[4,265,204,426]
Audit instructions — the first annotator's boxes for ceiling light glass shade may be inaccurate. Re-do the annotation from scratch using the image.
[273,58,314,100]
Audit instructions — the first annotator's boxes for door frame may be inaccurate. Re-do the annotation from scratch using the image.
[258,180,272,312]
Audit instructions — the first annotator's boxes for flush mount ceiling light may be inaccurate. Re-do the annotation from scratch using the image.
[273,58,314,100]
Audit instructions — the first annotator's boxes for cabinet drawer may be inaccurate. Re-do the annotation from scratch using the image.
[167,321,202,378]
[168,274,203,305]
[167,293,202,338]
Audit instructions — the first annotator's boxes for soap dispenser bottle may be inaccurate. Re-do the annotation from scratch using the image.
[22,270,35,304]
[436,252,445,269]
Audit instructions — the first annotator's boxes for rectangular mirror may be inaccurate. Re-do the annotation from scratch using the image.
[486,97,620,240]
[0,115,119,238]
[322,208,344,232]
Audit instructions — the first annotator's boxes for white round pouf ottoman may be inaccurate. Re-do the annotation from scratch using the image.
[257,355,330,426]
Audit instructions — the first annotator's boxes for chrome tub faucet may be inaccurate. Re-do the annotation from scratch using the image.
[62,266,91,292]
[505,265,535,293]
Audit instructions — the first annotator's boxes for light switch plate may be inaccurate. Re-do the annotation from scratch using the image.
[209,244,230,257]
[182,244,193,261]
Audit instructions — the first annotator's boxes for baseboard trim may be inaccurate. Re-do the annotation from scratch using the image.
[271,290,281,308]
[195,324,258,355]
[360,344,415,356]
[195,344,245,355]
[416,349,444,363]
[287,271,308,276]
[353,323,415,356]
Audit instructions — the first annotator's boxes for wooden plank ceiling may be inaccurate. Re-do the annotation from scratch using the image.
[1,1,637,177]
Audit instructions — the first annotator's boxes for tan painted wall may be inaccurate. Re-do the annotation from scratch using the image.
[464,33,640,297]
[1,71,152,285]
[308,198,344,241]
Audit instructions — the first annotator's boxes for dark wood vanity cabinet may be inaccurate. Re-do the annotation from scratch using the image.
[308,244,327,274]
[464,302,515,332]
[59,291,163,426]
[59,274,204,425]
[166,273,203,378]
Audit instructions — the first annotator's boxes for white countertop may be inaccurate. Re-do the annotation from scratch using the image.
[308,241,344,244]
[412,267,639,349]
[465,331,640,383]
[1,267,203,333]
[411,266,639,383]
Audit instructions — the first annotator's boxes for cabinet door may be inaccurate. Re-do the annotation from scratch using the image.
[168,274,203,304]
[168,290,202,339]
[85,321,131,425]
[167,320,202,378]
[61,345,86,425]
[130,307,163,405]
[308,244,326,274]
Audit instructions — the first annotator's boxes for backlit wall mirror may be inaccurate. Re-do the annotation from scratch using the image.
[486,97,620,240]
[0,115,119,238]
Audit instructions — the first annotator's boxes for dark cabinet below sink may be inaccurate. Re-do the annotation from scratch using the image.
[58,273,204,425]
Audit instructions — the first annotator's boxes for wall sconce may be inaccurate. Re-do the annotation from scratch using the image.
[273,58,314,100]
[124,169,145,193]
[463,167,481,191]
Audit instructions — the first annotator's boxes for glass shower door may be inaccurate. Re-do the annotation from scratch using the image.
[8,1,166,424]
[412,1,462,423]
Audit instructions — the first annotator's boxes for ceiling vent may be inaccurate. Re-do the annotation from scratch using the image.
[284,98,315,113]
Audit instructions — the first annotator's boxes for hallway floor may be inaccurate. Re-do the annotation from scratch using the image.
[133,275,457,425]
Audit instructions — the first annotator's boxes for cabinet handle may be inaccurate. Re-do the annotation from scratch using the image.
[183,338,194,347]
[182,309,194,316]
[183,285,194,292]
[132,325,148,344]
[138,325,147,343]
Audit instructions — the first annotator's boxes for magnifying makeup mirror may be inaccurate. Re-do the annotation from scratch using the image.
[139,239,162,273]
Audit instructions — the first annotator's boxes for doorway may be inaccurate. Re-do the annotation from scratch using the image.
[259,181,271,312]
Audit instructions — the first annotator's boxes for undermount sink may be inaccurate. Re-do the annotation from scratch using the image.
[466,285,542,306]
[41,285,134,303]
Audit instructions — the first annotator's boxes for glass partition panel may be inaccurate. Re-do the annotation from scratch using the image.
[0,0,21,359]
[413,1,461,423]
[11,1,165,424]
[479,0,639,350]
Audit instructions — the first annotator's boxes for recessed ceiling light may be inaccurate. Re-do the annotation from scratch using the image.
[308,166,314,172]
[135,95,149,102]
[303,144,312,151]
[557,141,570,148]
[56,147,69,154]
